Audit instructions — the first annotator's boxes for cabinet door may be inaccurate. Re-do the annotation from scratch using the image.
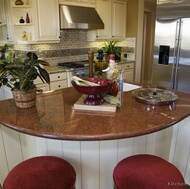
[96,0,112,39]
[112,0,126,39]
[123,69,134,82]
[0,88,4,101]
[36,0,60,42]
[1,86,13,100]
[0,0,9,42]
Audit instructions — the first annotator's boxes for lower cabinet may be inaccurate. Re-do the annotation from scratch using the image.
[0,86,13,100]
[36,83,50,93]
[0,71,68,100]
[34,77,50,92]
[0,88,3,101]
[49,72,68,90]
[50,80,67,91]
[117,62,134,82]
[34,71,68,91]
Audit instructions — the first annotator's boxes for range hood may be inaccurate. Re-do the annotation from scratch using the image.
[59,5,104,30]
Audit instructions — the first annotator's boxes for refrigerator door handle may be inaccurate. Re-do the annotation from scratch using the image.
[171,19,182,91]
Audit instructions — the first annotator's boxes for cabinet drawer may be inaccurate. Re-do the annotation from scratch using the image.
[34,77,44,85]
[50,72,67,81]
[36,83,50,93]
[50,80,67,90]
[122,63,134,70]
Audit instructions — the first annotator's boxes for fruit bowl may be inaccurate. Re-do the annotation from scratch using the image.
[71,78,112,105]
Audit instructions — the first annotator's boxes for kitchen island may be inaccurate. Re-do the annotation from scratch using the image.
[0,85,190,188]
[0,86,190,140]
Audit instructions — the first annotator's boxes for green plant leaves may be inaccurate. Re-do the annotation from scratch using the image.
[102,40,121,57]
[36,65,50,84]
[0,45,50,92]
[5,50,15,63]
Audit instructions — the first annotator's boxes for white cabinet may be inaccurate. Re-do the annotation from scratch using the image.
[0,0,9,42]
[0,86,13,100]
[35,0,60,42]
[95,0,127,40]
[96,0,112,39]
[49,72,68,90]
[34,77,50,92]
[0,88,4,101]
[9,0,34,43]
[7,0,60,44]
[34,70,68,92]
[36,83,50,93]
[118,62,134,82]
[111,0,127,39]
[122,69,134,81]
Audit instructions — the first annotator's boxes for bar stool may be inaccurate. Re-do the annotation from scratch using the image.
[3,156,76,189]
[113,154,185,189]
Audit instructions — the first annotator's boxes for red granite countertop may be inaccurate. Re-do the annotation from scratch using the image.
[0,87,190,141]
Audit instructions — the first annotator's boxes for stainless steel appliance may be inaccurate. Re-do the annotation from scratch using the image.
[59,5,104,30]
[152,18,190,93]
[58,61,92,87]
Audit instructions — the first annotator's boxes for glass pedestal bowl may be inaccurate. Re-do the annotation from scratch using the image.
[71,78,112,105]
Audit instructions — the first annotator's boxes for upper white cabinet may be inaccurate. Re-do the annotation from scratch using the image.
[96,0,112,39]
[8,0,34,43]
[95,0,127,40]
[6,0,60,44]
[35,0,60,42]
[0,0,9,42]
[112,0,127,39]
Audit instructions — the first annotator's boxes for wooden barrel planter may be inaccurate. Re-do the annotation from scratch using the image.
[12,88,37,108]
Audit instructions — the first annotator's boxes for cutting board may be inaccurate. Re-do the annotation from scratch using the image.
[74,95,116,112]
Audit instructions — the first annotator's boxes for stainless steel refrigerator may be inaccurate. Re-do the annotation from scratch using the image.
[152,18,190,93]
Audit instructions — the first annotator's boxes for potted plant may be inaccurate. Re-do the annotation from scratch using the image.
[101,41,121,62]
[0,44,50,108]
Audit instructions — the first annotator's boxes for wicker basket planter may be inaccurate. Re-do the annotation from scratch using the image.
[12,88,37,108]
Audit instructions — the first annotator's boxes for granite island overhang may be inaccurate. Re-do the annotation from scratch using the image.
[0,86,190,141]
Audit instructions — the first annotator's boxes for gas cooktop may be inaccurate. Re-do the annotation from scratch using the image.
[58,61,89,68]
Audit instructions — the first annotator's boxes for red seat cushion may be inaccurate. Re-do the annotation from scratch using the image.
[113,154,185,189]
[3,156,76,189]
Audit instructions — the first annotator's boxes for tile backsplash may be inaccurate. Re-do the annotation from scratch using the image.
[13,30,136,66]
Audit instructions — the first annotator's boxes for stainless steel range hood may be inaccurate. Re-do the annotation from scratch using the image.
[59,5,104,30]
